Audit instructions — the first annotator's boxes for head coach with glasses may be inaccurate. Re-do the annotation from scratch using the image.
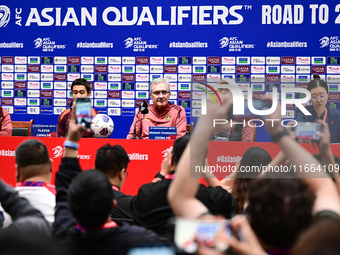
[296,74,340,143]
[127,77,187,139]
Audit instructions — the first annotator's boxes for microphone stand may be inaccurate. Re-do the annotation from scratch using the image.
[132,114,145,139]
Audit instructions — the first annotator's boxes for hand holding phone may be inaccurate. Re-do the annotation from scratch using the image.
[294,122,323,142]
[75,97,92,128]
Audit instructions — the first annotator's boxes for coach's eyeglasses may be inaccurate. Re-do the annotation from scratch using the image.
[151,90,170,96]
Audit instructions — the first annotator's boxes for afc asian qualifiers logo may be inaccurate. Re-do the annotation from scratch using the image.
[319,36,329,48]
[0,6,10,28]
[124,37,133,48]
[219,37,229,48]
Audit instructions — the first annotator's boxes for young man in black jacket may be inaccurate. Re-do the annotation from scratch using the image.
[52,106,159,255]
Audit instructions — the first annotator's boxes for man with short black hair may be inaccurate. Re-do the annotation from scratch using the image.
[57,78,97,137]
[53,106,159,255]
[1,139,55,227]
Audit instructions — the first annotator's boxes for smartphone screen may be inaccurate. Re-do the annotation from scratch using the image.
[76,98,92,128]
[295,122,322,142]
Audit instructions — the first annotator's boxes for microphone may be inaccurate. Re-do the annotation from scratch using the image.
[132,101,149,139]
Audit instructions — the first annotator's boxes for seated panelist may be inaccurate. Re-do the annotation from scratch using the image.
[127,77,187,139]
[296,74,340,143]
[57,78,97,138]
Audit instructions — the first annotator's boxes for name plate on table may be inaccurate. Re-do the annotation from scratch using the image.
[31,125,57,137]
[149,127,177,140]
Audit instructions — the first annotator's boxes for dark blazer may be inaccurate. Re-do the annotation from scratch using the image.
[296,105,340,143]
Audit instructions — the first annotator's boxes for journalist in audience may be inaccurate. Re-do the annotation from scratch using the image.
[0,106,12,136]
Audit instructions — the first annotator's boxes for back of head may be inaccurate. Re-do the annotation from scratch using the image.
[232,147,272,212]
[71,78,91,93]
[15,139,50,168]
[293,220,340,255]
[95,144,130,178]
[68,170,113,229]
[173,135,190,166]
[247,178,315,248]
[307,74,329,93]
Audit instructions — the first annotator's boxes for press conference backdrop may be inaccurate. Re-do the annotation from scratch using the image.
[0,0,340,139]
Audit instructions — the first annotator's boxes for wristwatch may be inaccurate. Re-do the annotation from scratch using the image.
[154,171,165,180]
[271,129,288,143]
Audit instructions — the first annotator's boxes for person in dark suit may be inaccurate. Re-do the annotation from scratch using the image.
[296,74,340,143]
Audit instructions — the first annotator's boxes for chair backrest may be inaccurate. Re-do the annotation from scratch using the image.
[11,119,34,136]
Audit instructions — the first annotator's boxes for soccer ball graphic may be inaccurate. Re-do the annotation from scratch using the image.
[91,114,114,138]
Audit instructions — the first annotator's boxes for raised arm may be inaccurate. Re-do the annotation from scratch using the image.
[168,94,233,218]
[264,97,340,215]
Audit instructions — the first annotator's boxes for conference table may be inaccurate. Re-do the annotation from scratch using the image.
[0,137,337,195]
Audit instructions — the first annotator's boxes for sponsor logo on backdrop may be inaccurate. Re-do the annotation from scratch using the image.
[164,66,177,73]
[251,57,265,65]
[281,57,295,65]
[2,57,14,64]
[267,41,307,48]
[122,100,134,107]
[236,66,250,73]
[178,74,191,82]
[77,42,113,48]
[27,107,40,114]
[108,99,121,107]
[193,57,206,64]
[328,66,340,74]
[136,66,149,73]
[41,90,53,97]
[252,66,265,73]
[319,36,340,51]
[41,73,53,81]
[2,98,13,105]
[54,82,66,89]
[192,74,206,82]
[136,83,149,90]
[15,98,26,106]
[164,74,177,82]
[109,57,121,64]
[281,75,295,82]
[95,65,107,73]
[150,65,163,73]
[169,41,208,48]
[108,91,121,98]
[15,65,27,72]
[222,57,235,65]
[136,57,149,64]
[136,74,148,82]
[327,75,340,83]
[122,74,135,81]
[207,57,221,65]
[266,75,280,82]
[2,65,14,72]
[150,57,163,64]
[28,74,39,81]
[15,57,27,64]
[251,75,265,82]
[95,91,108,98]
[122,57,135,64]
[108,108,121,116]
[54,99,66,106]
[219,36,255,51]
[178,92,191,99]
[296,66,311,73]
[68,57,80,64]
[266,57,280,65]
[296,57,310,65]
[125,37,158,52]
[0,5,10,27]
[281,66,294,73]
[165,57,177,64]
[1,82,13,89]
[2,73,13,80]
[54,74,67,81]
[108,65,121,73]
[33,37,66,52]
[15,82,26,89]
[81,57,94,64]
[54,57,67,64]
